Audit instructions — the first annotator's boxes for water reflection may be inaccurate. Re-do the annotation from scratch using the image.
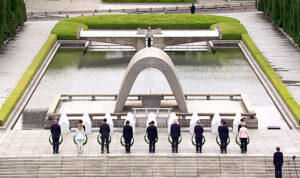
[15,48,288,130]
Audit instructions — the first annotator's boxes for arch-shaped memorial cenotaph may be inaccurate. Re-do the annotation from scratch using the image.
[114,47,188,113]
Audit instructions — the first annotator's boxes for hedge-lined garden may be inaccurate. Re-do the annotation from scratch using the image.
[0,34,57,125]
[102,0,196,3]
[0,0,27,47]
[51,14,247,40]
[258,0,300,46]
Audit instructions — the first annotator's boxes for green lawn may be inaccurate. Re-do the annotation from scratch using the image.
[102,0,196,3]
[51,14,247,40]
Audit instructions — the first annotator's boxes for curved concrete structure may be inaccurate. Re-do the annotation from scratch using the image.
[114,47,188,113]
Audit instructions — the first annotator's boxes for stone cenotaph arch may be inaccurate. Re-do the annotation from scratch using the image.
[114,47,188,113]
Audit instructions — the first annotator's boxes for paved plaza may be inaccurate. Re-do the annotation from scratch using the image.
[0,128,300,157]
[0,4,300,176]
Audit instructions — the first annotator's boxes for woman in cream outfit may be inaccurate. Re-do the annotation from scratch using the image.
[239,122,248,153]
[75,123,85,153]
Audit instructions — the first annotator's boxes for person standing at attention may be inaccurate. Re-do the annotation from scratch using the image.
[123,120,133,153]
[239,122,248,153]
[273,146,283,178]
[75,122,85,153]
[146,121,158,153]
[218,120,229,153]
[100,118,110,153]
[194,120,204,153]
[190,3,196,14]
[51,119,61,154]
[170,119,181,153]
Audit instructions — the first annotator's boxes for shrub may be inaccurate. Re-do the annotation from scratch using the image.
[242,34,300,125]
[0,0,26,48]
[0,34,57,126]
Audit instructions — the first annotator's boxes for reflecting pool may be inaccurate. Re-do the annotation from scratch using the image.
[14,48,288,130]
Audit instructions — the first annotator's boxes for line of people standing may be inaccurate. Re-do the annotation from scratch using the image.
[50,118,249,155]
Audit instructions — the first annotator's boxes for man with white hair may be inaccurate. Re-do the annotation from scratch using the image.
[170,119,181,153]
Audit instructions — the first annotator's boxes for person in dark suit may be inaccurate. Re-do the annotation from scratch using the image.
[194,120,204,153]
[100,118,110,153]
[190,3,195,14]
[218,120,229,153]
[123,120,133,153]
[170,119,181,153]
[50,119,61,154]
[146,121,158,153]
[238,118,246,133]
[273,146,283,178]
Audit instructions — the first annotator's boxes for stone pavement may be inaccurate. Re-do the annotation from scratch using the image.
[24,0,228,12]
[219,12,300,104]
[0,128,300,157]
[0,21,57,108]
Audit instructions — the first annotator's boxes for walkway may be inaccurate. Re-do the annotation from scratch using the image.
[0,21,57,108]
[220,12,300,104]
[0,128,299,156]
[24,0,228,12]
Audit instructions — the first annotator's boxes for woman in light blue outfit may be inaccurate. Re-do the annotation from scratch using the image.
[75,123,85,153]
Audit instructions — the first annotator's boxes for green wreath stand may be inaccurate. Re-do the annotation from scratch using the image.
[97,134,112,146]
[235,135,250,146]
[49,135,63,145]
[191,135,206,146]
[120,136,134,147]
[216,135,230,146]
[168,134,182,144]
[144,134,158,144]
[73,134,88,145]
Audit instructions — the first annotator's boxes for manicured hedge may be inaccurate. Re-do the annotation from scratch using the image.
[0,0,27,47]
[51,14,245,40]
[0,34,57,126]
[258,0,300,46]
[242,34,300,125]
[102,0,196,3]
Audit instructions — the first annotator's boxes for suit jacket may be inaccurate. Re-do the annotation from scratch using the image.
[218,125,229,139]
[100,122,110,138]
[273,151,283,166]
[51,123,61,138]
[146,125,158,140]
[170,123,181,138]
[194,125,203,139]
[123,124,133,139]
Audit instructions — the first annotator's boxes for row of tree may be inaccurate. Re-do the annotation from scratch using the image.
[0,0,27,47]
[258,0,300,46]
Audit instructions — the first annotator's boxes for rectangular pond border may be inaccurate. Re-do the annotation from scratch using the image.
[0,34,59,129]
[0,37,299,130]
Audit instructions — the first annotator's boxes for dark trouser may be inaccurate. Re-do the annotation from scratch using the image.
[196,136,203,153]
[125,138,131,152]
[101,136,109,152]
[52,137,59,153]
[172,137,179,153]
[275,165,282,178]
[220,137,227,153]
[149,138,156,153]
[240,138,247,153]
